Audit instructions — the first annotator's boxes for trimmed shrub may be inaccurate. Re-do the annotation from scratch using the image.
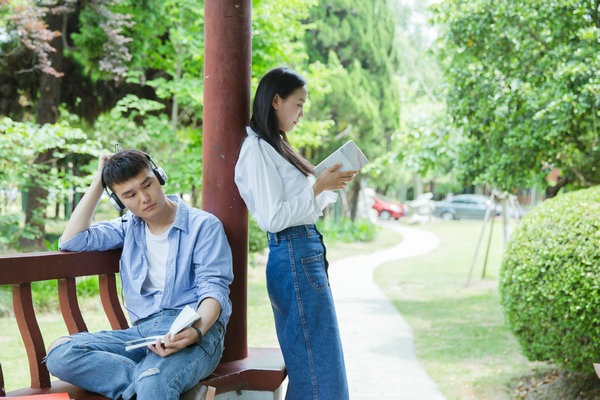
[500,186,600,372]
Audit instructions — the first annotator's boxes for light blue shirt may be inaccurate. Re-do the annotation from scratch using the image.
[59,195,233,328]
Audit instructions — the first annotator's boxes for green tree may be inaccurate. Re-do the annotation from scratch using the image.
[432,0,600,195]
[0,117,100,246]
[303,0,402,217]
[384,1,456,200]
[0,0,329,247]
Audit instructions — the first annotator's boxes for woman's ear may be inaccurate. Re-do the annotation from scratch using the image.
[271,93,281,110]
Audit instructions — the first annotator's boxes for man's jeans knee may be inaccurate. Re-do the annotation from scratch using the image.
[45,336,74,378]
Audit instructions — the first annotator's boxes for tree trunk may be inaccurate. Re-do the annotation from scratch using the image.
[413,174,423,199]
[19,12,64,249]
[545,176,569,198]
[349,176,362,220]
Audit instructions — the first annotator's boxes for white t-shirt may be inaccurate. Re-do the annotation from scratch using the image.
[143,224,170,292]
[234,127,337,233]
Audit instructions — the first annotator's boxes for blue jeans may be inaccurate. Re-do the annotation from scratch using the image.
[45,309,224,400]
[267,225,349,400]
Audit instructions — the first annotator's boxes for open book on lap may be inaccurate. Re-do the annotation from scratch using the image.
[314,140,369,175]
[125,305,201,351]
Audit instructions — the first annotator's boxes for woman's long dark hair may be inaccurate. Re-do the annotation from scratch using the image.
[250,67,315,177]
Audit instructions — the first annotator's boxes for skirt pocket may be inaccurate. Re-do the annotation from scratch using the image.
[301,253,329,290]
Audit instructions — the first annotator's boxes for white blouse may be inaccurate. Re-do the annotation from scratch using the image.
[234,127,337,233]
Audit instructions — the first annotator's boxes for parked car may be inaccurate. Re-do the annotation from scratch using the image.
[433,194,501,221]
[372,195,406,219]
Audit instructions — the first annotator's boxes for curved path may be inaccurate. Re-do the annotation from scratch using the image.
[328,222,445,400]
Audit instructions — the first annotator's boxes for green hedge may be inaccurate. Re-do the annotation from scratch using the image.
[499,186,600,372]
[317,217,378,242]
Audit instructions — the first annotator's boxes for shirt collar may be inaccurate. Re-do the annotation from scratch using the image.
[170,195,189,233]
[246,126,259,138]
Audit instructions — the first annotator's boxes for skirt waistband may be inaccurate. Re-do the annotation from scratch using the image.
[268,224,318,244]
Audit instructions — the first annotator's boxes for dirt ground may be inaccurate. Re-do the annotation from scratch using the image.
[514,370,600,400]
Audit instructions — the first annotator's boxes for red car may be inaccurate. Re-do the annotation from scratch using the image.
[372,196,405,219]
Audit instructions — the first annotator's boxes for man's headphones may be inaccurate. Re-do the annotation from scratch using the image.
[101,152,168,211]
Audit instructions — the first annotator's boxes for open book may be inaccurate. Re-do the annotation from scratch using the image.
[125,305,201,351]
[314,140,369,175]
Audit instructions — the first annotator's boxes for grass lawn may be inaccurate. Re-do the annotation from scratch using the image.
[374,219,552,400]
[0,224,402,392]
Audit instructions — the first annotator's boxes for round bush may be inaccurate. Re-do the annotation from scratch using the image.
[500,186,600,372]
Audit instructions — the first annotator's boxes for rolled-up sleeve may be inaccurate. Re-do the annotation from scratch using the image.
[193,218,233,326]
[58,218,125,252]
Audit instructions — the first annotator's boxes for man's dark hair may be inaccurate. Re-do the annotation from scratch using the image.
[102,150,152,190]
[249,67,314,177]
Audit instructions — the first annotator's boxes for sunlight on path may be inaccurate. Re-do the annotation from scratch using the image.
[329,222,445,400]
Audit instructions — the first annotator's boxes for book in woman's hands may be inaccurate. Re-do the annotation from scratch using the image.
[314,140,369,175]
[125,305,201,351]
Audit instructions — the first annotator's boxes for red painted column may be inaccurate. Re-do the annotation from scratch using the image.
[202,0,251,361]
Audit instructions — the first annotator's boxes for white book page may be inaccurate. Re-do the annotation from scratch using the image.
[314,140,369,175]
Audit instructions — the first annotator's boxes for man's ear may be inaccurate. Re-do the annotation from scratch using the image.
[271,93,281,110]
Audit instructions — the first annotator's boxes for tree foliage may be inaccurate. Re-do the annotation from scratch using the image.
[302,0,402,215]
[0,0,338,246]
[432,0,600,193]
[0,116,100,245]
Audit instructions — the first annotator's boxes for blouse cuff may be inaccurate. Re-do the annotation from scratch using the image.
[315,190,338,212]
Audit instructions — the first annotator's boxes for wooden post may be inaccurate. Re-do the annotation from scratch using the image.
[203,0,252,362]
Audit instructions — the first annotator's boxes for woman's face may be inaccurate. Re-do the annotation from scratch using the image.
[272,86,308,133]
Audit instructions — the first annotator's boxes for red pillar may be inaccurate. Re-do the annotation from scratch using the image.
[202,1,252,362]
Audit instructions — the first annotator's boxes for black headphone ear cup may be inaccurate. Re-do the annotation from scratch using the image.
[153,167,168,185]
[110,193,126,211]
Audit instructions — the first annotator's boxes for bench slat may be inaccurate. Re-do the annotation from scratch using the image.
[12,283,51,390]
[58,278,88,334]
[98,274,129,330]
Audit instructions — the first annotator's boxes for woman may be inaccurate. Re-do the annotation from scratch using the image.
[234,67,356,400]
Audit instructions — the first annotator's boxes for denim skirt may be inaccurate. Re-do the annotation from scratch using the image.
[267,224,349,400]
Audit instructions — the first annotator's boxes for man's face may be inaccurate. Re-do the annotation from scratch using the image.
[112,168,166,221]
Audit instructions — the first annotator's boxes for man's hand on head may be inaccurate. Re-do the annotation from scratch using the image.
[98,154,111,175]
[147,327,200,357]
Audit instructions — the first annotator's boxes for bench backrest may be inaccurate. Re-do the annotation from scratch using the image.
[0,250,127,396]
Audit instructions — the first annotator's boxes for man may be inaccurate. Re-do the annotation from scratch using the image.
[45,150,233,400]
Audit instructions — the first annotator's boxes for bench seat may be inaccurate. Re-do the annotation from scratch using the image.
[4,348,285,399]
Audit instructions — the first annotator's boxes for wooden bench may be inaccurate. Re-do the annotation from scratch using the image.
[0,250,286,399]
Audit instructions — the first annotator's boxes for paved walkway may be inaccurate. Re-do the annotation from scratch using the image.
[328,222,446,400]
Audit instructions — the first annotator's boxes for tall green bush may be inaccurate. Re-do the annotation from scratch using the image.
[500,186,600,372]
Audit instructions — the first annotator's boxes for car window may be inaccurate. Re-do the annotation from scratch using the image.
[452,199,470,204]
